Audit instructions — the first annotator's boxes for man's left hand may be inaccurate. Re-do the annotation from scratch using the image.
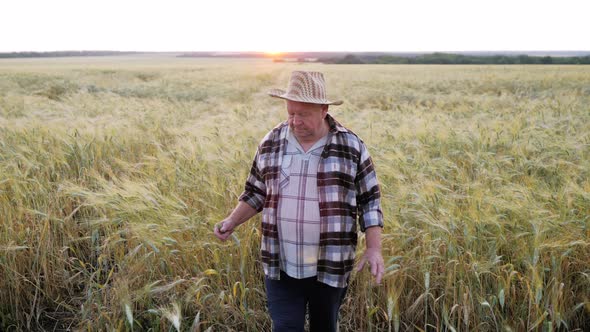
[356,248,385,284]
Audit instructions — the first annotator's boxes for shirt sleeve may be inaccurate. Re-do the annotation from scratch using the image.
[355,141,384,232]
[238,148,267,212]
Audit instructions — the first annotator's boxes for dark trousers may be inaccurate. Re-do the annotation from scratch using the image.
[264,271,348,332]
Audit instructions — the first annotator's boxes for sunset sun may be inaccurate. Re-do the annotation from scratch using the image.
[265,51,282,57]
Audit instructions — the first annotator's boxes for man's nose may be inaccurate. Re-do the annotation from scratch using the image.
[292,116,303,125]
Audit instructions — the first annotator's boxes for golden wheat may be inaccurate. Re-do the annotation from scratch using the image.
[0,57,589,331]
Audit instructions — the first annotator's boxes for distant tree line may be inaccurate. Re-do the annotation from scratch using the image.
[0,51,139,58]
[320,53,590,65]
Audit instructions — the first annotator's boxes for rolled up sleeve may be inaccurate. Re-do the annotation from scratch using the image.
[355,142,384,232]
[238,149,266,212]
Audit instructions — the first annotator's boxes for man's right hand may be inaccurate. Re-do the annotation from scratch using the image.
[213,202,258,241]
[213,218,236,241]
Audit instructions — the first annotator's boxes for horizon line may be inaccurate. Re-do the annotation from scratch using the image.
[2,49,590,54]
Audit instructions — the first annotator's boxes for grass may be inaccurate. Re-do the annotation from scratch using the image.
[0,57,589,331]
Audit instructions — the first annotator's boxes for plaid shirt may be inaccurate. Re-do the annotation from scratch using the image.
[239,114,383,288]
[277,129,327,279]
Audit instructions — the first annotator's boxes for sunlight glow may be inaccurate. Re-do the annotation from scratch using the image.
[264,51,283,57]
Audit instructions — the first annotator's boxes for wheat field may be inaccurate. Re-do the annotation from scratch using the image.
[0,56,589,331]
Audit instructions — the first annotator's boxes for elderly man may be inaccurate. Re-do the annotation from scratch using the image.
[214,71,384,332]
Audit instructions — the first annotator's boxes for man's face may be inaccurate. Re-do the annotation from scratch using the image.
[286,100,328,141]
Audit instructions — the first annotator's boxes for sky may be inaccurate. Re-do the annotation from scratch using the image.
[2,0,589,53]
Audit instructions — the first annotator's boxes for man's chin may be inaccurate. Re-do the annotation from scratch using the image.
[292,128,309,135]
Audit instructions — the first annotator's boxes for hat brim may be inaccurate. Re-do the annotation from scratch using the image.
[268,89,343,106]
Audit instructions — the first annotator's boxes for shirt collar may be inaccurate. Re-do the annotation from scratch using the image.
[326,113,348,134]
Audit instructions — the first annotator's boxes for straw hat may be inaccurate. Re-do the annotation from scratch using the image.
[268,71,343,105]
